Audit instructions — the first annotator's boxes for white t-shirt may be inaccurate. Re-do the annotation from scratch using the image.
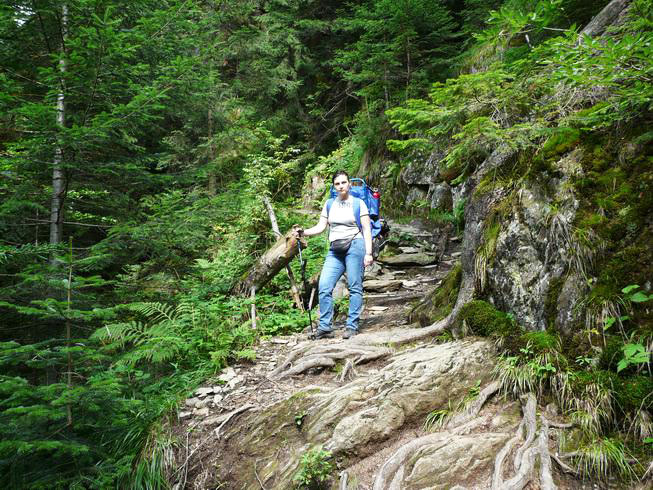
[321,195,369,242]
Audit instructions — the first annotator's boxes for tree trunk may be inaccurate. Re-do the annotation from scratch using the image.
[234,230,306,295]
[207,107,217,196]
[50,3,68,248]
[581,0,631,38]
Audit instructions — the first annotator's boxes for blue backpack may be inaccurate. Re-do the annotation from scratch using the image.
[326,178,383,238]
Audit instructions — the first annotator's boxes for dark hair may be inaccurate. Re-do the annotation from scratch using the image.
[331,170,349,184]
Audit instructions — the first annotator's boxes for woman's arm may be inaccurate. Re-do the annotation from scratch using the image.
[301,216,328,237]
[361,214,373,266]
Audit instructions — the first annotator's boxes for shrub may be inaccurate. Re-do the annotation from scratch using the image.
[293,446,333,489]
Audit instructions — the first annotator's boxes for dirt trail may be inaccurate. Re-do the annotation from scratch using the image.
[172,220,463,486]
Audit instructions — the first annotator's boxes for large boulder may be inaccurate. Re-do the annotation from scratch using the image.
[430,182,453,211]
[485,150,583,331]
[402,150,442,186]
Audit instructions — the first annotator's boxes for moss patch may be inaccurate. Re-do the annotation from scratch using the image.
[542,127,581,157]
[520,331,559,353]
[409,263,461,326]
[614,375,653,412]
[572,132,653,334]
[458,300,519,337]
[598,336,625,372]
[544,275,565,329]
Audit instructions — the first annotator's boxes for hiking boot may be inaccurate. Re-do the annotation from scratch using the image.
[312,329,334,340]
[342,329,358,339]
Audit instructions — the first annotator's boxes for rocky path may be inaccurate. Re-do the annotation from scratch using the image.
[170,220,586,490]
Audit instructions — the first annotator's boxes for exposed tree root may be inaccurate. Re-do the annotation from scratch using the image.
[492,393,560,490]
[373,432,446,490]
[271,342,392,378]
[444,380,500,429]
[337,359,356,382]
[539,418,556,490]
[271,320,447,378]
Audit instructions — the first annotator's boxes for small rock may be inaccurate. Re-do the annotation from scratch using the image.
[270,339,289,344]
[185,397,200,408]
[398,246,422,253]
[195,398,210,409]
[450,251,462,258]
[178,411,192,420]
[379,252,437,266]
[227,375,244,390]
[369,306,389,312]
[213,394,223,405]
[401,280,419,288]
[218,367,237,383]
[201,413,230,427]
[212,386,223,393]
[195,387,214,397]
[194,407,210,417]
[363,279,403,292]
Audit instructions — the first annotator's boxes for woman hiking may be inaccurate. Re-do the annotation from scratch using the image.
[294,170,374,339]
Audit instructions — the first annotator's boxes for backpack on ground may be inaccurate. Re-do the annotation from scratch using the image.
[327,178,390,258]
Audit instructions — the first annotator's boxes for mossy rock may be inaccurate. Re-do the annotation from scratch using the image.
[614,375,653,412]
[571,369,619,394]
[409,263,462,326]
[542,127,581,157]
[458,300,520,339]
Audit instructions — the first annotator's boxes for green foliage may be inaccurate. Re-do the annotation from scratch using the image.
[423,408,450,432]
[561,435,638,482]
[332,0,458,109]
[293,446,334,489]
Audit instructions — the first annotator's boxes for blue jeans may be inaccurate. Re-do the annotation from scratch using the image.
[318,237,365,333]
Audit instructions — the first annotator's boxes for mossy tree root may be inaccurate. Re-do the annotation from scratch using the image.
[492,393,557,490]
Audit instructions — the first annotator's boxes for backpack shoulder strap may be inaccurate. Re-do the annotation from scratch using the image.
[326,198,335,222]
[353,198,362,232]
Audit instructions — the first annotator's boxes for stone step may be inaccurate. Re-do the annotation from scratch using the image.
[365,290,424,306]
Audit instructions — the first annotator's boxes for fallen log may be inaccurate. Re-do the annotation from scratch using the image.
[580,0,631,38]
[234,229,307,295]
[262,196,304,310]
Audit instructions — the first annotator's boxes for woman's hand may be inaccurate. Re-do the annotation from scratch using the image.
[291,225,304,239]
[364,253,374,267]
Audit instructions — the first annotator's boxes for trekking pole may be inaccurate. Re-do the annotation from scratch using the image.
[297,239,315,336]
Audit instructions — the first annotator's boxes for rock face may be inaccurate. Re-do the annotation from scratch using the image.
[430,182,453,211]
[219,340,496,488]
[485,150,583,331]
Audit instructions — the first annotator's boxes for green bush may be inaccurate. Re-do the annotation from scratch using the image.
[293,446,333,489]
[520,331,560,353]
